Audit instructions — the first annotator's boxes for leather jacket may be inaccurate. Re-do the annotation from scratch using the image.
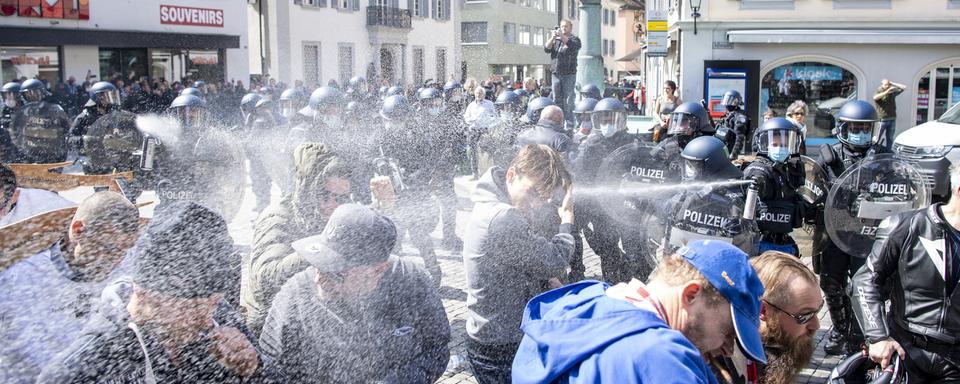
[852,203,960,344]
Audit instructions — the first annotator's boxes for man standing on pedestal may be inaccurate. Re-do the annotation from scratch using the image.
[544,19,581,131]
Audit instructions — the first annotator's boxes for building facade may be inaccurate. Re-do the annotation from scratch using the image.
[460,0,561,83]
[250,0,459,88]
[646,0,960,142]
[0,0,249,85]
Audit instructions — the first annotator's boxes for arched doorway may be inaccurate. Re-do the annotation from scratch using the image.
[760,58,862,142]
[913,58,960,126]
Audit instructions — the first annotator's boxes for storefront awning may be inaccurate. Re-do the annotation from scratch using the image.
[727,29,960,45]
[618,47,645,62]
[0,27,239,49]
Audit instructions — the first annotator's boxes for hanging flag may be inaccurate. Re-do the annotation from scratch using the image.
[18,0,42,17]
[62,0,77,18]
[0,0,16,16]
[42,0,62,18]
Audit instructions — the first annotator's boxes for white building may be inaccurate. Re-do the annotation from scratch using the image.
[645,0,960,143]
[250,0,459,88]
[0,0,249,85]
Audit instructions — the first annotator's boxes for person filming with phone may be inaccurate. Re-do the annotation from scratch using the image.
[543,19,581,131]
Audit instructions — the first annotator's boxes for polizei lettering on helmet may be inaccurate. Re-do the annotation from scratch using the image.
[682,210,730,228]
[630,166,665,180]
[868,183,908,196]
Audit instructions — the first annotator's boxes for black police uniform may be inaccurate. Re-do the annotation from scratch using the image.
[11,100,71,164]
[743,156,805,255]
[716,108,750,158]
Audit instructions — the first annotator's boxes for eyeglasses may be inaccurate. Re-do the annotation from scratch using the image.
[319,189,352,204]
[763,299,822,325]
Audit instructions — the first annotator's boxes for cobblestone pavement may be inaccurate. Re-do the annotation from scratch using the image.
[431,176,843,384]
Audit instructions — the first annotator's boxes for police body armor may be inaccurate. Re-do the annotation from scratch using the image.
[743,156,805,236]
[813,142,888,255]
[71,106,104,140]
[663,185,758,256]
[81,109,143,175]
[715,110,749,157]
[12,101,71,163]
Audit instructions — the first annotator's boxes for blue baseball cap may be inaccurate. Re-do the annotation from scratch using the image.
[679,240,766,364]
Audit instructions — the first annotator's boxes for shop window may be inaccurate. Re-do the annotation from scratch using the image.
[99,48,147,83]
[916,64,960,125]
[760,61,858,139]
[187,50,224,83]
[1,46,60,84]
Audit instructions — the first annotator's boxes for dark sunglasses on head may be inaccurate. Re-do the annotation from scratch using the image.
[763,299,822,325]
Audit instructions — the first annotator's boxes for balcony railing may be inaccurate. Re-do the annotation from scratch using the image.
[366,6,411,29]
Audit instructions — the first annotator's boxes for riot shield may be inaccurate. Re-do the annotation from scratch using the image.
[599,142,681,191]
[798,155,830,206]
[824,153,930,258]
[666,186,759,256]
[155,129,247,222]
[82,110,143,174]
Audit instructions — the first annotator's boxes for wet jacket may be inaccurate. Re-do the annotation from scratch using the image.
[11,101,71,163]
[852,204,960,345]
[37,280,281,383]
[259,256,450,383]
[463,167,575,345]
[742,156,805,237]
[515,121,573,155]
[512,281,719,383]
[242,144,338,334]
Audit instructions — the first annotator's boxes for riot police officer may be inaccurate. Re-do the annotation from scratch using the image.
[142,94,246,220]
[377,94,443,285]
[11,79,71,164]
[659,136,755,258]
[742,117,805,256]
[417,87,464,251]
[572,97,598,144]
[386,85,404,98]
[278,88,307,126]
[574,97,636,283]
[477,90,524,176]
[579,83,602,101]
[180,86,204,100]
[715,90,750,159]
[240,92,279,211]
[346,76,371,102]
[442,80,467,117]
[653,101,714,181]
[71,81,123,147]
[523,96,555,127]
[814,99,889,355]
[291,86,344,148]
[0,82,22,162]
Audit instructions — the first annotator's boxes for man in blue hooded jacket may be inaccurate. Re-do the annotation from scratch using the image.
[512,240,766,383]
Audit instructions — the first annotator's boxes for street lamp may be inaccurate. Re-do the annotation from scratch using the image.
[690,0,702,35]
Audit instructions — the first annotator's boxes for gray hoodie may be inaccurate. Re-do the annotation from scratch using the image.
[463,167,575,346]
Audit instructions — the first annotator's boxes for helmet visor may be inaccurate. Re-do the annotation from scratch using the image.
[590,110,627,135]
[682,158,705,182]
[175,105,205,129]
[758,129,800,154]
[22,89,45,102]
[99,89,121,106]
[668,113,698,136]
[2,91,18,104]
[280,100,297,118]
[721,93,741,107]
[838,121,876,146]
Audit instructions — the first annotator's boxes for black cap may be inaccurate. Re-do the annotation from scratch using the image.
[133,201,236,298]
[291,204,397,272]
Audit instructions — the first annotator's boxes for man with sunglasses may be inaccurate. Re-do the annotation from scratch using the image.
[813,100,889,355]
[259,203,450,383]
[711,251,823,384]
[242,143,356,335]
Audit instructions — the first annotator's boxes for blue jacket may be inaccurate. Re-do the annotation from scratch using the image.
[512,281,719,384]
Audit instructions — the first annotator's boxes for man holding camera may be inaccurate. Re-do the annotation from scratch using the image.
[544,19,581,131]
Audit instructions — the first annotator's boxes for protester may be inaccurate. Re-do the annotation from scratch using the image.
[259,204,450,383]
[0,163,75,227]
[784,100,808,154]
[38,201,280,383]
[463,144,575,383]
[242,143,353,334]
[653,80,681,142]
[873,79,905,150]
[512,240,765,383]
[0,192,138,383]
[712,251,823,384]
[544,19,581,129]
[852,163,960,381]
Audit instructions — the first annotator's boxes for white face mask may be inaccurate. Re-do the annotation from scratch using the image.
[600,124,617,138]
[3,100,15,108]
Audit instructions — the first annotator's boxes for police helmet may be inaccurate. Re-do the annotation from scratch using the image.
[720,90,743,108]
[573,98,599,129]
[348,76,367,93]
[828,351,904,384]
[380,95,410,121]
[495,90,522,117]
[835,100,879,149]
[418,87,443,111]
[240,93,263,117]
[680,136,742,182]
[514,88,528,98]
[755,117,801,156]
[169,94,206,129]
[19,79,49,103]
[526,96,555,123]
[180,87,204,99]
[591,98,627,138]
[668,101,712,138]
[580,84,602,100]
[86,81,121,108]
[193,80,207,93]
[387,85,404,97]
[307,86,343,118]
[279,88,304,118]
[345,101,361,116]
[1,82,21,106]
